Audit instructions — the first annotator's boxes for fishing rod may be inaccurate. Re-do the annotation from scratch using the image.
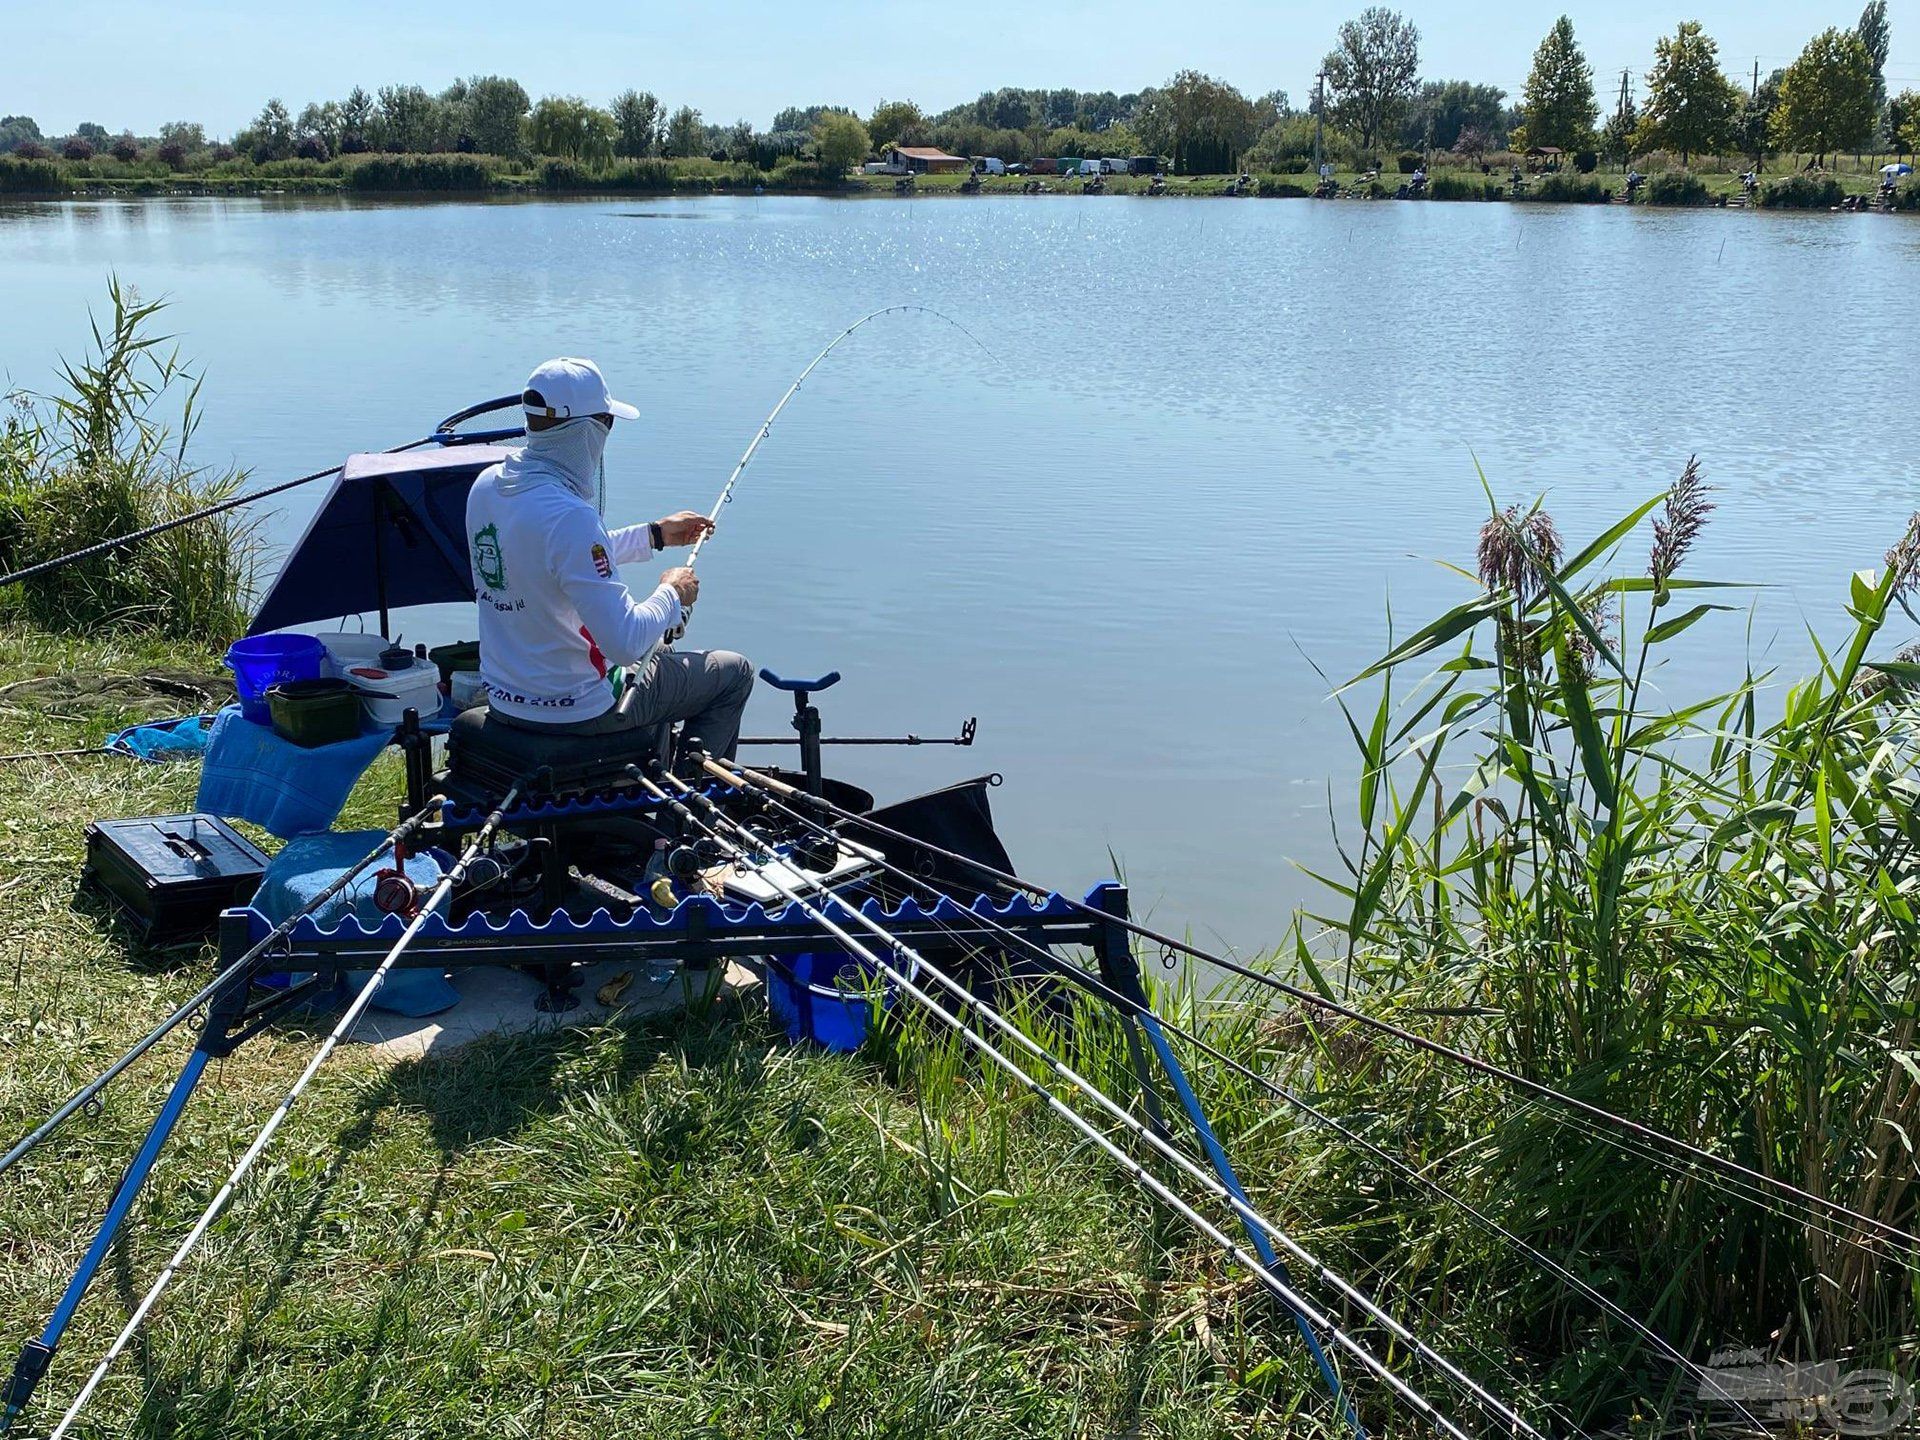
[639,771,1488,1440]
[628,305,998,679]
[39,783,522,1440]
[714,769,1767,1435]
[660,770,1549,1440]
[0,799,444,1183]
[707,757,1920,1264]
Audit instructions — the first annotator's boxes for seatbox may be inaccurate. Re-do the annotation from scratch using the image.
[82,813,271,943]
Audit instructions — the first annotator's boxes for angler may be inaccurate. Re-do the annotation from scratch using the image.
[468,357,755,771]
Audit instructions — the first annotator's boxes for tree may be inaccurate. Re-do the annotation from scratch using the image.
[772,104,853,133]
[62,139,95,161]
[663,105,703,158]
[1855,0,1891,117]
[1401,80,1507,151]
[453,76,530,156]
[155,142,188,170]
[296,101,344,153]
[247,99,295,161]
[339,88,374,153]
[109,134,140,163]
[373,84,442,152]
[1891,89,1920,158]
[0,115,43,154]
[1602,97,1639,165]
[1134,70,1264,174]
[75,121,109,145]
[1733,70,1783,166]
[813,111,870,176]
[526,96,615,163]
[1522,17,1598,151]
[1321,7,1420,154]
[1636,21,1740,164]
[1773,28,1877,166]
[867,99,925,151]
[611,90,661,157]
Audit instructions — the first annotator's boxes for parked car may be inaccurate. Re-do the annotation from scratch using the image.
[1098,157,1127,175]
[1128,156,1164,176]
[1007,162,1030,175]
[974,157,1006,175]
[1078,158,1103,176]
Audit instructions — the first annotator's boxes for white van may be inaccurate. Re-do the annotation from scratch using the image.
[1078,158,1103,176]
[975,157,1006,175]
[1098,157,1127,175]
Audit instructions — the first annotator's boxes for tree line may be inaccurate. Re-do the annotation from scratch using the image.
[3,7,1913,180]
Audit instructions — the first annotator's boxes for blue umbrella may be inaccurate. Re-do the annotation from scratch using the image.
[1882,162,1913,176]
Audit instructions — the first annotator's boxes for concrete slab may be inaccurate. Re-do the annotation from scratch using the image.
[351,959,760,1062]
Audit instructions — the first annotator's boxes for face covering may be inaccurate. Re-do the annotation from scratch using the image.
[494,416,609,505]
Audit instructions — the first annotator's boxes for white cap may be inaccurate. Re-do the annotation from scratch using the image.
[521,357,639,422]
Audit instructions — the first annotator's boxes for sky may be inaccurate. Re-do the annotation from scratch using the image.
[9,0,1920,137]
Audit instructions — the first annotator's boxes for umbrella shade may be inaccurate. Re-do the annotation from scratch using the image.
[248,445,511,635]
[1882,163,1912,175]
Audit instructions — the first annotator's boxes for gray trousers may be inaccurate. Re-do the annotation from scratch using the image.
[498,648,755,760]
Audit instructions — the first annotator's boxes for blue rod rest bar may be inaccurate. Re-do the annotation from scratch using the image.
[1135,1011,1366,1440]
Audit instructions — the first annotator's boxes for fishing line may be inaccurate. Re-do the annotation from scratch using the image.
[0,799,444,1183]
[703,769,1700,1438]
[44,786,518,1439]
[710,758,1920,1263]
[655,773,1533,1440]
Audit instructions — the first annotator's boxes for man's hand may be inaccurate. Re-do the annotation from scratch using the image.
[655,511,714,547]
[661,566,700,606]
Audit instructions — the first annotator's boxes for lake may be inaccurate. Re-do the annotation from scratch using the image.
[2,194,1917,950]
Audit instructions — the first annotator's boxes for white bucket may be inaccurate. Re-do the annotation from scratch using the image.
[345,660,443,726]
[449,671,486,710]
[313,631,391,678]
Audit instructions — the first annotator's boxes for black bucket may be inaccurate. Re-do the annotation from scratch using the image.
[266,678,363,747]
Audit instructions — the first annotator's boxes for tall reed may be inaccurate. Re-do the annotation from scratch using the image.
[1291,459,1920,1410]
[0,279,255,642]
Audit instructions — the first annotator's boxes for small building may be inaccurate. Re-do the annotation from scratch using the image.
[887,145,969,175]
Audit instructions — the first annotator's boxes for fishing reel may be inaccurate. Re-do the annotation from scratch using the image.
[666,837,728,878]
[372,868,419,918]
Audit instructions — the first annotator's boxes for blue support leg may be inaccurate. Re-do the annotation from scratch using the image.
[1,1047,211,1433]
[1135,1010,1367,1440]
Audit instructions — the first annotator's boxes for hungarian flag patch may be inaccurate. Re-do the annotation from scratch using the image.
[591,542,611,578]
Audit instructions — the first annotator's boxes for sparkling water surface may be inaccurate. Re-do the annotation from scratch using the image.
[2,194,1916,950]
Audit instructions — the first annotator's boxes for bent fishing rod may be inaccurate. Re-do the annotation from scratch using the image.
[34,783,522,1439]
[632,304,998,675]
[0,798,443,1182]
[707,758,1920,1263]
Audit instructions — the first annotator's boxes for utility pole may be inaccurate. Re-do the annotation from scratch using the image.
[1314,69,1325,175]
[1616,68,1631,171]
[1752,58,1759,98]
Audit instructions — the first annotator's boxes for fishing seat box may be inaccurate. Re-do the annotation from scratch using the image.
[82,813,271,943]
[443,706,653,806]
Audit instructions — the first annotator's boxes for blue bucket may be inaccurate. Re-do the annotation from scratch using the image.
[224,634,325,723]
[767,950,906,1052]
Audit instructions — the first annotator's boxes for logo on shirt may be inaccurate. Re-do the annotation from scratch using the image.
[473,523,507,590]
[591,542,611,578]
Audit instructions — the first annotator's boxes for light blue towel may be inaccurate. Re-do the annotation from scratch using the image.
[252,830,460,1017]
[196,704,392,839]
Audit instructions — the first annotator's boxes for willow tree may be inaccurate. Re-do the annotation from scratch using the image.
[1522,16,1598,151]
[1636,21,1740,164]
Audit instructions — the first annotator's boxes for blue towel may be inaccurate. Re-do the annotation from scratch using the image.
[196,705,392,839]
[107,713,215,762]
[252,830,460,1017]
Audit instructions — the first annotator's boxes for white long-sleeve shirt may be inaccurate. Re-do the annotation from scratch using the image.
[467,467,681,724]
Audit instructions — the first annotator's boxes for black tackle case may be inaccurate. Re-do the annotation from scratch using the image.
[82,813,271,943]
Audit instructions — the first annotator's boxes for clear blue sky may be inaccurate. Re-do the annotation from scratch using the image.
[11,0,1919,136]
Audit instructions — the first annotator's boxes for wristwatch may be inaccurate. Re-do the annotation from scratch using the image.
[648,521,665,551]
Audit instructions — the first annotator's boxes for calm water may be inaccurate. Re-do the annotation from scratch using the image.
[3,195,1918,949]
